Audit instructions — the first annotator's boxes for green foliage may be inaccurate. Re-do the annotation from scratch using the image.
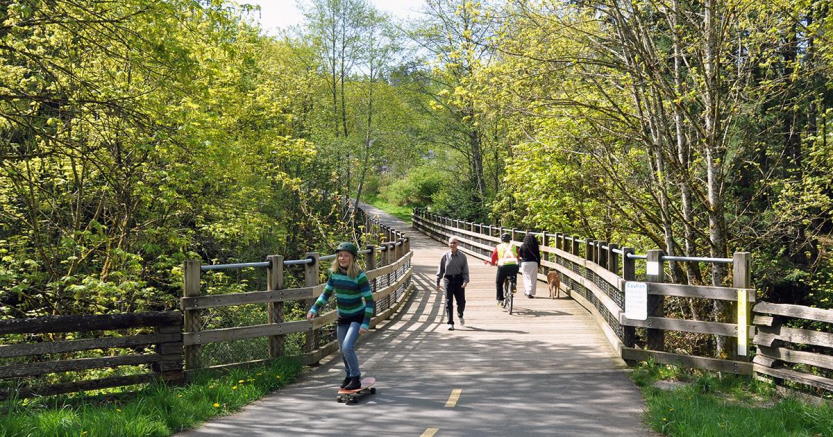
[379,165,446,208]
[0,1,354,318]
[0,357,302,437]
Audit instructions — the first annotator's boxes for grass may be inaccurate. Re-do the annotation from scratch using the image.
[0,357,302,437]
[363,195,413,223]
[631,361,833,436]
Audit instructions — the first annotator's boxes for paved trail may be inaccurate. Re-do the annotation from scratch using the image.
[179,206,653,436]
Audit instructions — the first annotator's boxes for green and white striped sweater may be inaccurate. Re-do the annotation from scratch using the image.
[309,270,375,329]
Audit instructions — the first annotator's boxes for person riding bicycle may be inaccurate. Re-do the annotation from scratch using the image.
[487,233,520,305]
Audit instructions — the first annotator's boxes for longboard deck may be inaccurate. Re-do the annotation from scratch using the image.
[336,377,376,404]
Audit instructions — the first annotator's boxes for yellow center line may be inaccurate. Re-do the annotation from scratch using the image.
[420,428,439,437]
[445,388,462,407]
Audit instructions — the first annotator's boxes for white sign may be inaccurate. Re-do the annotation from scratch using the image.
[624,282,648,321]
[646,261,660,276]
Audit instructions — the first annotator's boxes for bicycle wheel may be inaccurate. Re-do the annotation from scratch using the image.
[502,280,510,310]
[508,277,514,314]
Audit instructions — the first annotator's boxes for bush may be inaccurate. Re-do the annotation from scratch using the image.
[379,166,445,207]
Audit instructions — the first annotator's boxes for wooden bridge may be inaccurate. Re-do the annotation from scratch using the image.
[2,203,832,435]
[177,204,653,436]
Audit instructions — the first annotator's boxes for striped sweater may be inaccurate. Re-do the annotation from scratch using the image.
[309,270,375,329]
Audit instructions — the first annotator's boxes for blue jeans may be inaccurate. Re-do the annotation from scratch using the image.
[337,321,361,378]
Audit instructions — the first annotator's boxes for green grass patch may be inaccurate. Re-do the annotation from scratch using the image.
[364,195,413,223]
[0,357,302,437]
[631,361,833,436]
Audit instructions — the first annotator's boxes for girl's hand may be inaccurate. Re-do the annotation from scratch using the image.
[359,327,368,335]
[306,312,315,320]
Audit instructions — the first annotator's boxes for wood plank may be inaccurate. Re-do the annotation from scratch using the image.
[620,316,753,338]
[759,325,833,349]
[753,332,778,347]
[754,364,833,392]
[372,269,412,301]
[181,286,316,310]
[556,261,623,318]
[571,287,624,357]
[753,315,775,326]
[622,348,752,375]
[371,284,415,328]
[300,339,340,366]
[758,345,833,371]
[422,219,501,243]
[646,283,753,302]
[753,302,833,324]
[183,319,310,346]
[753,354,778,367]
[0,353,164,379]
[0,311,182,334]
[0,333,181,358]
[0,373,158,400]
[310,311,337,329]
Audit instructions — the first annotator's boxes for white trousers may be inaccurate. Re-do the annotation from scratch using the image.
[520,261,538,296]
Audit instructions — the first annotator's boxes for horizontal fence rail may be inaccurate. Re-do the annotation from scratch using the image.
[0,311,183,400]
[413,209,833,397]
[181,206,415,373]
[0,205,415,399]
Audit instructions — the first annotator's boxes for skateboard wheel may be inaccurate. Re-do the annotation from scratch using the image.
[370,387,376,394]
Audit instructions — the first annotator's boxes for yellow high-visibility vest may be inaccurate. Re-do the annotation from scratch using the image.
[497,243,519,266]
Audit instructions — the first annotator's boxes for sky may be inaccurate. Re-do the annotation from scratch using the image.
[240,0,426,35]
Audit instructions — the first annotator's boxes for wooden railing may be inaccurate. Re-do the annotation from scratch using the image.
[0,311,183,400]
[181,209,414,373]
[413,209,833,395]
[753,302,833,393]
[0,207,414,398]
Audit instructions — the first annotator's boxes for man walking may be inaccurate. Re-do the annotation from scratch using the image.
[436,236,469,331]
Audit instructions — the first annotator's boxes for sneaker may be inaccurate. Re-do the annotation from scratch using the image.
[340,376,351,388]
[527,295,534,299]
[343,377,361,391]
[458,316,465,326]
[448,324,454,331]
[497,300,503,306]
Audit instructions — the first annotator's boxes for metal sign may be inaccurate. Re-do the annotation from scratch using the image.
[624,281,648,321]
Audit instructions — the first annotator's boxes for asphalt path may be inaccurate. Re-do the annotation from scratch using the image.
[178,206,654,437]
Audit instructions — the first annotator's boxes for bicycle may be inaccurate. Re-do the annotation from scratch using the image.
[501,272,517,314]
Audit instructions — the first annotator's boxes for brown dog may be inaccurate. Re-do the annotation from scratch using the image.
[547,271,562,299]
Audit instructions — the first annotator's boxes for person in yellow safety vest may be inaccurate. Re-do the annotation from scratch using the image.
[487,233,520,304]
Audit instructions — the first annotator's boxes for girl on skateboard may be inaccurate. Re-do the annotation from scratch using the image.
[307,242,375,391]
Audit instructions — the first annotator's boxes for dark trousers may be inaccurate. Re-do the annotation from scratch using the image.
[496,264,519,300]
[443,276,466,325]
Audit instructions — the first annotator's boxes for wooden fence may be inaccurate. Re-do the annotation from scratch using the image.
[180,210,414,373]
[413,209,833,395]
[0,207,414,399]
[0,311,183,400]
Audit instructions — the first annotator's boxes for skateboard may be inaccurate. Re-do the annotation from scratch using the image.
[336,377,376,404]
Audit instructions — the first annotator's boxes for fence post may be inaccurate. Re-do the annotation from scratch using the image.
[646,249,665,351]
[154,313,185,384]
[182,259,201,371]
[608,244,619,274]
[267,255,285,358]
[734,252,752,358]
[304,252,320,361]
[571,236,580,256]
[621,247,637,351]
[585,239,594,263]
[598,241,608,269]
